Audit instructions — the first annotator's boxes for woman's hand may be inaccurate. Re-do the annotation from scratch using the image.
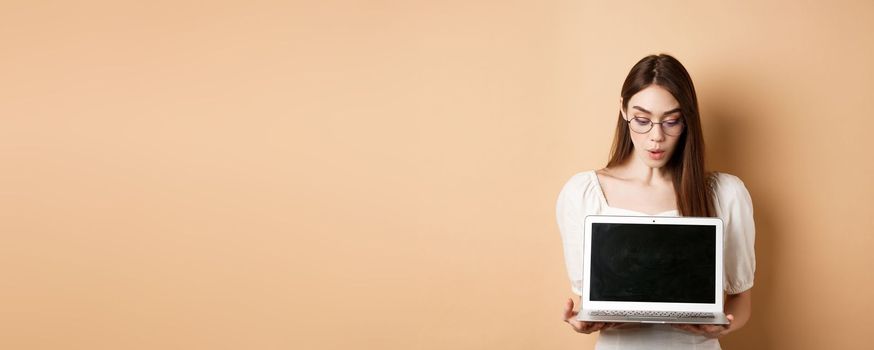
[562,298,623,334]
[671,314,734,338]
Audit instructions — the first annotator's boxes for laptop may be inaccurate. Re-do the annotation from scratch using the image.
[577,215,730,325]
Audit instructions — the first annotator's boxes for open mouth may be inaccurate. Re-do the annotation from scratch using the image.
[647,150,665,160]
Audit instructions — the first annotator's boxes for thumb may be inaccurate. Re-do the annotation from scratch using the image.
[563,298,576,320]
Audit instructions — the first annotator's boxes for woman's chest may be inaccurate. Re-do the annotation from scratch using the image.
[596,176,678,215]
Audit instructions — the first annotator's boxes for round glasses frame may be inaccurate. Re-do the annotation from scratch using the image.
[626,117,685,136]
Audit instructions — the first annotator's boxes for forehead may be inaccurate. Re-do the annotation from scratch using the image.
[627,85,680,112]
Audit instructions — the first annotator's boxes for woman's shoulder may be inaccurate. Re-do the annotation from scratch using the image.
[708,171,754,209]
[558,169,601,200]
[557,169,605,214]
[561,169,599,189]
[708,172,749,192]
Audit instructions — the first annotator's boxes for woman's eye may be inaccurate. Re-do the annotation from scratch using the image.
[664,120,680,127]
[633,118,650,126]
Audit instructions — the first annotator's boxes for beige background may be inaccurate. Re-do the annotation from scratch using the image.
[2,1,873,349]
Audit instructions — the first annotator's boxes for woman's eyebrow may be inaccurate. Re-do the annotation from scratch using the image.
[631,106,682,116]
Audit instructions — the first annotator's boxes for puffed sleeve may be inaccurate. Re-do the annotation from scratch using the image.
[556,174,587,296]
[713,173,757,294]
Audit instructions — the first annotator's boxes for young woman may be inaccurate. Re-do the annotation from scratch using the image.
[556,54,755,349]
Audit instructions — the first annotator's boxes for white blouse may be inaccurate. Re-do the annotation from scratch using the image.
[556,170,756,350]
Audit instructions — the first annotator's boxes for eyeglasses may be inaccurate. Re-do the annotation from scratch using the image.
[626,117,685,136]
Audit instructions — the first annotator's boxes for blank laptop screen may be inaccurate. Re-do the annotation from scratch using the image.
[590,223,715,303]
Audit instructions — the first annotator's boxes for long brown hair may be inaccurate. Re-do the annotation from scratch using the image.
[606,54,715,217]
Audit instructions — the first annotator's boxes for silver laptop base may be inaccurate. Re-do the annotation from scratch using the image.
[579,309,729,325]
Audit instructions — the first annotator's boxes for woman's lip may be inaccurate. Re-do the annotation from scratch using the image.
[647,150,665,160]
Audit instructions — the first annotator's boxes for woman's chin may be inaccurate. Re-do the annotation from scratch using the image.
[637,153,670,169]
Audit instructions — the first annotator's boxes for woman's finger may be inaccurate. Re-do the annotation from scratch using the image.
[560,300,614,334]
[562,298,576,321]
[700,325,720,334]
[562,298,590,332]
[567,317,593,333]
[579,322,605,334]
[674,323,725,338]
[672,323,698,334]
[569,320,588,332]
[588,322,605,333]
[575,320,607,334]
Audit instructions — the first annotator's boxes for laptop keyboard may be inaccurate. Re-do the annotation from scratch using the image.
[589,310,715,318]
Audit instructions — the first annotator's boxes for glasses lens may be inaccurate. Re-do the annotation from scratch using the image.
[629,117,652,133]
[662,120,685,136]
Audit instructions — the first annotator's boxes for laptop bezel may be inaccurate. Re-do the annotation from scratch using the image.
[582,215,725,313]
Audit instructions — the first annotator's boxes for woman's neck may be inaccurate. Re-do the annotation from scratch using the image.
[608,157,673,186]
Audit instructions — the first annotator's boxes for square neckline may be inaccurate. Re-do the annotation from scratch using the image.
[590,170,680,216]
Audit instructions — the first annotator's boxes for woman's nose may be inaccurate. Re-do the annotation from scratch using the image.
[649,124,666,141]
